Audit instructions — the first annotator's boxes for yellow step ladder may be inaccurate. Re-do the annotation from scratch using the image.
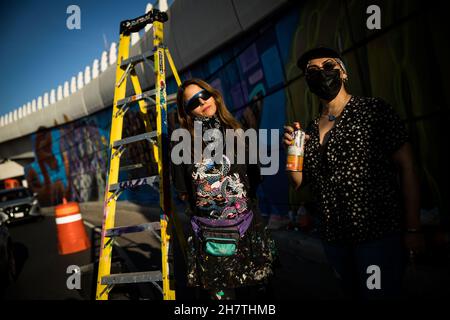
[96,9,184,300]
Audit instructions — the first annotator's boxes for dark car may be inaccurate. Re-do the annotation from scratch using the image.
[0,212,15,290]
[0,187,41,224]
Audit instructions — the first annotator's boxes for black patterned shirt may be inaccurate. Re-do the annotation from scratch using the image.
[303,96,408,244]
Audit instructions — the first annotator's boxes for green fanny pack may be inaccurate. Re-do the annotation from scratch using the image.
[202,228,240,256]
[191,211,254,257]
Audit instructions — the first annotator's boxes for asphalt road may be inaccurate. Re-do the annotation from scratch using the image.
[3,214,90,300]
[1,203,344,301]
[1,204,198,301]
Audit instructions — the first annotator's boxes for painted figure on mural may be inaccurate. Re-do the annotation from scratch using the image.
[59,119,107,202]
[26,127,66,206]
[172,78,277,300]
[74,125,94,201]
[283,47,425,299]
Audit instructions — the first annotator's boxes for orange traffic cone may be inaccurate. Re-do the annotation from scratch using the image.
[55,198,90,255]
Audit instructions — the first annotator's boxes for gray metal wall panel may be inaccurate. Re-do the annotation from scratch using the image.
[233,0,288,31]
[166,13,185,73]
[170,0,242,67]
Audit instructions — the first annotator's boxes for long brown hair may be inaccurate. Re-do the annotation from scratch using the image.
[176,78,251,163]
[176,78,242,136]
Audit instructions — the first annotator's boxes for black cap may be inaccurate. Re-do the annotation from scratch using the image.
[297,47,342,72]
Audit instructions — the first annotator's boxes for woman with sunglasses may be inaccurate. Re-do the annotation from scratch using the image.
[172,78,276,300]
[283,47,424,299]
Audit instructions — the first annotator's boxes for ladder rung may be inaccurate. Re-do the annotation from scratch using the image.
[112,131,157,148]
[144,93,177,109]
[105,222,161,237]
[119,163,145,171]
[109,176,159,193]
[101,271,162,285]
[167,93,177,104]
[117,89,157,107]
[120,51,154,69]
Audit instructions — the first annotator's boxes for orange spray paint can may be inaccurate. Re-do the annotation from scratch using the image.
[286,122,305,172]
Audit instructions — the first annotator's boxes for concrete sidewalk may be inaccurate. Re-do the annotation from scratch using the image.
[42,200,450,300]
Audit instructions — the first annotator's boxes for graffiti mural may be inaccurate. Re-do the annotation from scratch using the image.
[24,0,449,225]
[26,127,68,206]
[25,111,110,206]
[25,105,163,206]
[59,117,109,203]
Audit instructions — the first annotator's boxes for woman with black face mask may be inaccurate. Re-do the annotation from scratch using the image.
[283,47,424,300]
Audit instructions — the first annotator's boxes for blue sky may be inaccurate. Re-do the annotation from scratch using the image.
[0,0,174,116]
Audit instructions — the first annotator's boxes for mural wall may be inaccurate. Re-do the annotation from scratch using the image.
[25,108,160,206]
[282,0,449,225]
[26,113,110,206]
[25,0,449,225]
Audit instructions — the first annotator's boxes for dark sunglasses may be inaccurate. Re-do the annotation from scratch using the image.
[306,60,339,76]
[184,89,213,111]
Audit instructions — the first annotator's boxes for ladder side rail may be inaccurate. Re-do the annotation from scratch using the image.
[95,33,131,300]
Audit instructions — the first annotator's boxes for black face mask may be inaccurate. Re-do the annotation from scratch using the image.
[306,69,342,101]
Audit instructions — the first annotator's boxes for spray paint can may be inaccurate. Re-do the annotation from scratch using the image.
[286,122,305,172]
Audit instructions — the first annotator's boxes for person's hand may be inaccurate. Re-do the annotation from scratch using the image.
[283,124,310,148]
[283,125,294,148]
[404,232,426,256]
